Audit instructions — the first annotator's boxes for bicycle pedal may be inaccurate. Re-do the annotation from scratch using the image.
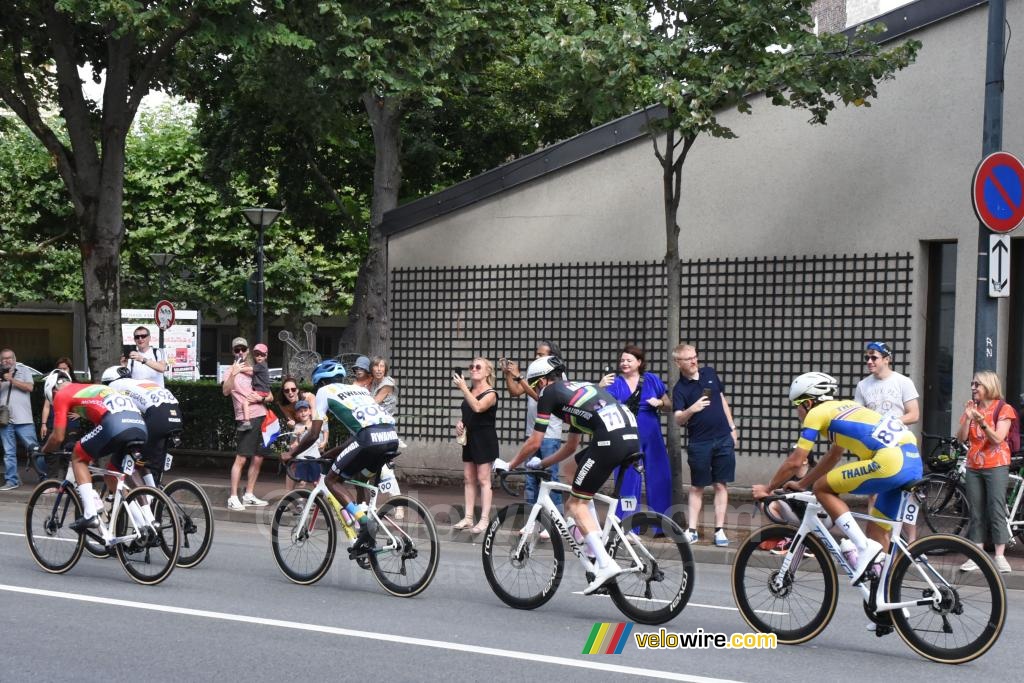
[874,625,894,638]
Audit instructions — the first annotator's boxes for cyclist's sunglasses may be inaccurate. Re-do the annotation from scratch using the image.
[792,398,814,409]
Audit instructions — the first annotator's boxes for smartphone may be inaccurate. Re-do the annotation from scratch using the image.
[498,357,509,371]
[452,367,463,377]
[702,388,713,400]
[122,344,134,359]
[603,365,615,375]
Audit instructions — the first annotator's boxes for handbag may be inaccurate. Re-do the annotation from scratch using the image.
[0,382,11,426]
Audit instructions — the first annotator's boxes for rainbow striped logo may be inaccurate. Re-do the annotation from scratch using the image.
[582,622,634,655]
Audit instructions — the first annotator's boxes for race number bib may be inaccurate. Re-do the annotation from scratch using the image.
[903,500,919,525]
[870,417,907,447]
[122,455,136,476]
[620,496,637,512]
[597,404,636,432]
[164,454,174,471]
[103,393,136,414]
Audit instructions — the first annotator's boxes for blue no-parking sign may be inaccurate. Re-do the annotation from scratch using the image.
[972,151,1024,233]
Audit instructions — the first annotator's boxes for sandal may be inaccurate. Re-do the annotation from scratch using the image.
[470,517,490,534]
[452,516,474,530]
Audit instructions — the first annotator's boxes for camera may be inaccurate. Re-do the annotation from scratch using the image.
[0,366,10,380]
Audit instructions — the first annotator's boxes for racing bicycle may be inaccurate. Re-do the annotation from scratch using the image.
[733,480,1005,664]
[270,456,439,597]
[25,444,181,585]
[482,456,695,625]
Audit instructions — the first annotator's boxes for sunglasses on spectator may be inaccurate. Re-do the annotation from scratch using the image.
[284,387,298,393]
[253,351,267,356]
[864,355,882,361]
[233,346,247,352]
[971,381,981,387]
[469,364,485,370]
[134,333,149,340]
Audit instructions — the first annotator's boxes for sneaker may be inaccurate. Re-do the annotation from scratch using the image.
[236,421,252,432]
[770,537,793,555]
[583,562,624,595]
[227,496,246,511]
[242,493,268,507]
[714,529,729,547]
[70,515,99,532]
[539,529,551,541]
[960,558,979,572]
[682,529,698,544]
[0,482,20,491]
[850,539,883,585]
[994,555,1012,573]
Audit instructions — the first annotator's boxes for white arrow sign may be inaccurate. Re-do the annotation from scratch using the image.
[989,235,1010,298]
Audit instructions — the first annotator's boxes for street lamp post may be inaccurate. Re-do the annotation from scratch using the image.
[242,207,283,344]
[149,252,177,352]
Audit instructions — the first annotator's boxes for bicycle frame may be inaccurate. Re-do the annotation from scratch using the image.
[60,457,156,548]
[512,477,648,580]
[775,489,950,615]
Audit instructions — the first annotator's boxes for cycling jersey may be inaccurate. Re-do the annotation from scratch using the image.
[313,383,396,437]
[51,383,141,430]
[107,378,180,415]
[799,400,921,521]
[535,381,640,498]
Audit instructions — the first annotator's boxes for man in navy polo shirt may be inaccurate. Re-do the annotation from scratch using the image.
[672,343,738,547]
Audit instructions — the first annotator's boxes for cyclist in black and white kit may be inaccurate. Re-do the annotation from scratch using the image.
[101,366,183,487]
[284,359,400,559]
[507,356,640,594]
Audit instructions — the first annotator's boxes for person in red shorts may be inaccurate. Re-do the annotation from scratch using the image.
[38,370,148,531]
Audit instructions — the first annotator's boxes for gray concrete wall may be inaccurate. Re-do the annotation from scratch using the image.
[388,2,1024,485]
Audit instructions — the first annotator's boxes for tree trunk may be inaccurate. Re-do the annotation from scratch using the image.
[341,92,402,358]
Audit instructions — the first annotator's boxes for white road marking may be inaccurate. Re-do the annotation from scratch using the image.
[0,583,744,683]
[570,591,787,616]
[1,530,76,543]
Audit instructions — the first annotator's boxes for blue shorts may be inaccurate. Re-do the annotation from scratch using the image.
[686,435,735,487]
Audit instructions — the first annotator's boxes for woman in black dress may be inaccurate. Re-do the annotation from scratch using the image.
[452,357,499,533]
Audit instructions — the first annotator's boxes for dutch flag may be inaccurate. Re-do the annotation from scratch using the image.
[261,411,281,447]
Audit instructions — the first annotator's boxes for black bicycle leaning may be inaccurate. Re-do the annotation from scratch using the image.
[917,433,971,538]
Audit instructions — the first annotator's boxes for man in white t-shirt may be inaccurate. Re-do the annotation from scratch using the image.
[123,325,167,387]
[854,340,921,558]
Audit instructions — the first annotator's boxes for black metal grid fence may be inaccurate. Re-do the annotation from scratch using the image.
[392,252,914,458]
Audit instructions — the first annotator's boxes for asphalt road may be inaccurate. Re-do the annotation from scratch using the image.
[1,498,1020,682]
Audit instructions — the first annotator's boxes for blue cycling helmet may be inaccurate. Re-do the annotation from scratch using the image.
[312,359,347,387]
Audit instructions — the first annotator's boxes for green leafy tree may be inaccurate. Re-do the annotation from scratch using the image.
[533,0,919,491]
[0,1,269,377]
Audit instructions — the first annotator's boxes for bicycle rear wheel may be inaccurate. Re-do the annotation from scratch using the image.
[732,524,838,644]
[113,486,180,585]
[25,480,85,574]
[482,503,564,610]
[271,490,337,585]
[160,478,215,568]
[887,534,1005,664]
[918,475,970,537]
[606,512,695,625]
[368,496,440,597]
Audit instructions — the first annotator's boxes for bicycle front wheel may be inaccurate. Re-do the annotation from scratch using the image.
[25,480,85,574]
[482,503,564,610]
[606,512,695,625]
[271,490,337,585]
[160,478,215,568]
[732,524,838,644]
[918,475,971,538]
[113,486,180,585]
[887,534,1005,664]
[368,496,440,597]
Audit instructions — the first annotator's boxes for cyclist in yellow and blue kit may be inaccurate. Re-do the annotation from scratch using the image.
[753,372,922,585]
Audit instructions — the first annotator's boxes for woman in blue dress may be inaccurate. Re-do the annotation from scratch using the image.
[600,344,672,534]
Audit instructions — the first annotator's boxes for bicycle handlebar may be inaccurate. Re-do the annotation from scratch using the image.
[495,468,552,498]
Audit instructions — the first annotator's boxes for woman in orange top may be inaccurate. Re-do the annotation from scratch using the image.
[955,370,1015,573]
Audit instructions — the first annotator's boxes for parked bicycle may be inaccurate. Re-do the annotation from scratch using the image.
[81,436,215,569]
[482,457,695,625]
[917,433,971,537]
[25,444,181,585]
[733,481,1005,664]
[270,457,439,597]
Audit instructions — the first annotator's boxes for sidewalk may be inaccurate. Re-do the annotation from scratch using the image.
[4,464,1024,589]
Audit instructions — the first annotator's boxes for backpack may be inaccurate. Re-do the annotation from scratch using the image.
[994,399,1021,454]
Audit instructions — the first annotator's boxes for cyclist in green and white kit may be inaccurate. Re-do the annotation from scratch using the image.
[283,360,399,558]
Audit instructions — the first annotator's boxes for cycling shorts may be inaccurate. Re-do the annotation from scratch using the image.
[140,403,182,470]
[330,425,400,479]
[571,427,639,500]
[825,442,922,521]
[74,412,148,465]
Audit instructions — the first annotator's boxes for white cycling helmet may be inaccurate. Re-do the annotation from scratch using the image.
[526,355,565,384]
[44,369,72,403]
[788,372,838,405]
[101,365,131,384]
